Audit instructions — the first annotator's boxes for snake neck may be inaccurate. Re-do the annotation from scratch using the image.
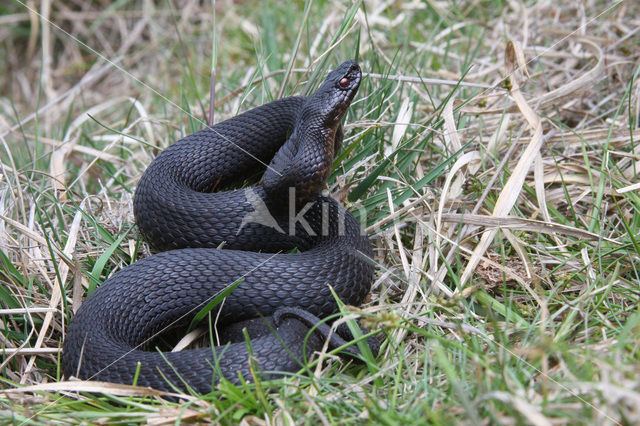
[262,117,338,208]
[262,60,361,208]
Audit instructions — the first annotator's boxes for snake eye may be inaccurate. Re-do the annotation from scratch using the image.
[339,77,350,88]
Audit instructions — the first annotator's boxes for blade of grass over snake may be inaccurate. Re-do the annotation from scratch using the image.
[188,279,244,332]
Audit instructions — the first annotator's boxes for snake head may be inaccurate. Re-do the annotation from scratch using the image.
[308,60,362,128]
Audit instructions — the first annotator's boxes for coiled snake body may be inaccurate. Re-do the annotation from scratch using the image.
[62,60,374,393]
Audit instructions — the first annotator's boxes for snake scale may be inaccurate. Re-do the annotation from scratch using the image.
[61,60,375,394]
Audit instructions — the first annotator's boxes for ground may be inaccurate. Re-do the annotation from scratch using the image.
[1,0,639,424]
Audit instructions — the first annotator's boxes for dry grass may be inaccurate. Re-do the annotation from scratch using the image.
[1,0,639,424]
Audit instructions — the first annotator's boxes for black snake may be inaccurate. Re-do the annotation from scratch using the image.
[62,60,375,394]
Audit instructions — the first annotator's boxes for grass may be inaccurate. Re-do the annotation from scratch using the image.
[1,0,640,424]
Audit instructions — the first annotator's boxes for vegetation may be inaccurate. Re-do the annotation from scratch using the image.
[1,0,639,423]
